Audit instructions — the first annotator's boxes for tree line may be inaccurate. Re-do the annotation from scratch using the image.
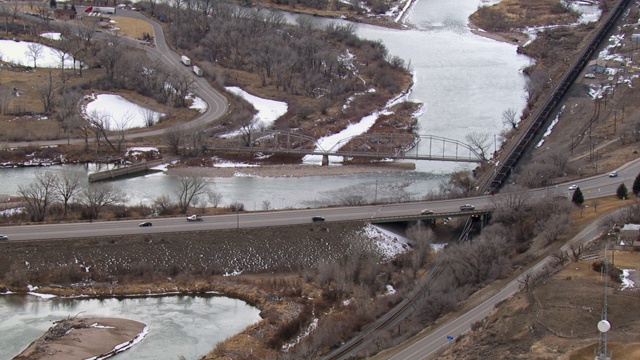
[8,168,223,223]
[141,0,410,133]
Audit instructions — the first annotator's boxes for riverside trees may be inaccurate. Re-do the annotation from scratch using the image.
[148,1,410,135]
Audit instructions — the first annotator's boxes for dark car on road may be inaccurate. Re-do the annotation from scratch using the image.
[139,221,153,227]
[312,216,325,222]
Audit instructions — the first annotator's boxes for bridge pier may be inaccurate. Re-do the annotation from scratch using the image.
[321,154,329,166]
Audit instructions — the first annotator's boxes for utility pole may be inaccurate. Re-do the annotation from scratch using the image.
[595,244,612,360]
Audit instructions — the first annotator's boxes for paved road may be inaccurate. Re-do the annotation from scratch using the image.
[4,7,229,148]
[373,160,640,360]
[1,158,638,241]
[385,219,604,360]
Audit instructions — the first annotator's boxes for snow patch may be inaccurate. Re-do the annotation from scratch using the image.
[621,269,636,290]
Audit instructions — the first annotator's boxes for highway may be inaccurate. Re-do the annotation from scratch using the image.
[1,158,638,241]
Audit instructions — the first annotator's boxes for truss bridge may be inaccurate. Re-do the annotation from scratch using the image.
[208,131,483,165]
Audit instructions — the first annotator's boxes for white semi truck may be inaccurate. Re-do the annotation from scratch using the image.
[192,65,203,76]
[181,55,191,66]
[92,6,116,14]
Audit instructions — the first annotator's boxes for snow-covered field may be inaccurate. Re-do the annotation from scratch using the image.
[84,94,165,130]
[0,38,79,68]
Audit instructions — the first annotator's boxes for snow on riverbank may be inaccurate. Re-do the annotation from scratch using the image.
[225,86,288,129]
[304,84,415,164]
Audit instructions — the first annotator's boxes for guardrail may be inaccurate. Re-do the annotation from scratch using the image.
[370,209,489,224]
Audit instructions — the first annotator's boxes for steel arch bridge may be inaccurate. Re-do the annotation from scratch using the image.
[208,130,483,164]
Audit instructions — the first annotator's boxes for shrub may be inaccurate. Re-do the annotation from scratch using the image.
[617,183,628,199]
[228,202,245,212]
[571,187,584,205]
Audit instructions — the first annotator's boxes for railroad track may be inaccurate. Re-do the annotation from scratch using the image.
[322,262,447,360]
[325,1,634,359]
[485,0,633,192]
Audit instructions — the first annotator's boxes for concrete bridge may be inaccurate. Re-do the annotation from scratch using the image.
[208,131,484,165]
[88,156,180,182]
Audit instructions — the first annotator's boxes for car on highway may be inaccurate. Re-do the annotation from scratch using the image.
[460,204,475,211]
[312,216,325,222]
[0,234,8,241]
[187,215,203,221]
[609,171,618,177]
[139,221,153,227]
[421,209,434,215]
[568,184,578,190]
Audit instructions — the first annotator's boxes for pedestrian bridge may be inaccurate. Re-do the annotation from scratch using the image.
[208,131,483,165]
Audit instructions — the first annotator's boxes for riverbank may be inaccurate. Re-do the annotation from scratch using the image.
[167,161,416,178]
[15,317,147,360]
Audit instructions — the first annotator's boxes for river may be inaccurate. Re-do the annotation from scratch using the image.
[0,293,262,359]
[0,1,531,358]
[1,0,531,209]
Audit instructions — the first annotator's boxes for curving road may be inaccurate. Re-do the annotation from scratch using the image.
[114,9,229,133]
[5,7,229,148]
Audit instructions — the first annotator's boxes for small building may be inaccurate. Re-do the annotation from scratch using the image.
[619,224,640,246]
[54,8,77,20]
[587,59,607,74]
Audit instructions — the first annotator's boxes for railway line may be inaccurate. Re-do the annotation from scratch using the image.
[325,0,636,358]
[322,262,447,360]
[486,0,633,193]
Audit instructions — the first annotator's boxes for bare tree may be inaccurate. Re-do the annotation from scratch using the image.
[97,34,128,83]
[490,184,532,211]
[56,90,81,142]
[153,194,175,215]
[163,127,185,155]
[86,110,118,153]
[79,183,124,220]
[186,125,207,156]
[140,108,157,127]
[465,131,491,161]
[38,70,56,114]
[342,194,367,206]
[443,231,510,286]
[535,212,571,246]
[18,171,57,222]
[25,42,44,68]
[53,169,84,216]
[238,115,261,147]
[53,45,71,79]
[207,190,223,208]
[175,171,211,213]
[405,222,434,272]
[448,170,475,196]
[167,70,194,107]
[113,112,133,152]
[502,107,518,129]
